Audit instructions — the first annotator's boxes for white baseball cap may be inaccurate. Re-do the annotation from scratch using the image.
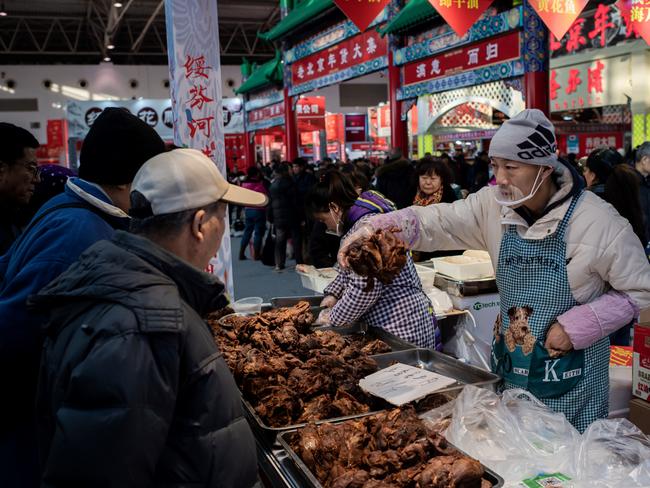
[131,148,267,216]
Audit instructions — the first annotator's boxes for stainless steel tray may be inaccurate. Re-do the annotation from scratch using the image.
[434,273,497,297]
[371,348,500,394]
[276,429,504,488]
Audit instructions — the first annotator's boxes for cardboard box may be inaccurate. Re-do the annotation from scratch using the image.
[632,308,650,400]
[449,292,500,345]
[629,398,650,435]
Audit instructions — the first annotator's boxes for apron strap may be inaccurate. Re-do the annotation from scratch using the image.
[555,191,584,239]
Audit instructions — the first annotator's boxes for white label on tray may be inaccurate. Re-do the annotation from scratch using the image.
[359,363,457,406]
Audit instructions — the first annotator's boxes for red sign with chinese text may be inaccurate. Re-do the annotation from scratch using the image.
[297,96,326,131]
[628,0,650,46]
[326,113,345,142]
[291,29,387,85]
[529,0,589,40]
[427,0,495,38]
[345,114,367,143]
[248,102,285,124]
[402,31,521,86]
[333,0,390,33]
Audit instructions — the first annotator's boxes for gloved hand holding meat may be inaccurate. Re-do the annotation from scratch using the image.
[345,227,407,291]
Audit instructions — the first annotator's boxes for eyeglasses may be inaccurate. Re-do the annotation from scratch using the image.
[23,162,40,178]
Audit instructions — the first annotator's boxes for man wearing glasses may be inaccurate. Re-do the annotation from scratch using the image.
[0,123,40,255]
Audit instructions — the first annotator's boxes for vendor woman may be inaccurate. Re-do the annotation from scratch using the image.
[306,170,440,350]
[341,110,650,432]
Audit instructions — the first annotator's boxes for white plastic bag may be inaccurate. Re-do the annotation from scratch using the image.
[444,385,579,483]
[573,418,650,487]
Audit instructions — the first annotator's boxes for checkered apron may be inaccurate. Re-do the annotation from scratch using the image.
[493,192,609,433]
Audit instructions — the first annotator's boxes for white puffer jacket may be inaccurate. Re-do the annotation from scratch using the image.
[409,165,650,310]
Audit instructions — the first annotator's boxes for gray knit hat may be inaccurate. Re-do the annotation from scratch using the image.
[489,109,559,168]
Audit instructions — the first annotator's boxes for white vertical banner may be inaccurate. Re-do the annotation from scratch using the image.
[164,0,234,296]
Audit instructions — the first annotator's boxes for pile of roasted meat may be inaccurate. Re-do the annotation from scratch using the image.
[291,406,492,488]
[208,301,392,427]
[346,227,408,292]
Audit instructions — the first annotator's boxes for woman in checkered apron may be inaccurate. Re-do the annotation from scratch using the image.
[306,170,441,350]
[341,110,650,432]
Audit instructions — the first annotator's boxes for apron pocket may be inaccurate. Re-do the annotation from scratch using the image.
[527,341,584,399]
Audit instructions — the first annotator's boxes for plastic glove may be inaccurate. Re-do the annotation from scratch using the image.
[336,223,375,269]
[315,307,332,326]
[320,295,338,308]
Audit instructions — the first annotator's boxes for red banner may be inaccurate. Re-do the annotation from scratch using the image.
[333,0,390,32]
[378,105,391,137]
[291,29,387,86]
[427,0,495,38]
[326,113,345,142]
[628,0,650,45]
[402,31,521,86]
[297,96,326,132]
[248,102,285,124]
[345,114,367,143]
[529,0,589,40]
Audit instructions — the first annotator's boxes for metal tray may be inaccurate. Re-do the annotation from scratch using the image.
[276,429,504,488]
[434,273,497,297]
[371,348,500,394]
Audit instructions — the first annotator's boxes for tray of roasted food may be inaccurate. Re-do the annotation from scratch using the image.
[371,349,500,394]
[278,406,503,488]
[208,301,413,434]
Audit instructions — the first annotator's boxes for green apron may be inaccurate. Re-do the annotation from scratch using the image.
[491,192,609,433]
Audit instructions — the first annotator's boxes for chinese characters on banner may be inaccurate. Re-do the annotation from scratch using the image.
[402,31,520,86]
[296,96,326,131]
[427,0,495,38]
[528,0,590,40]
[549,56,630,112]
[344,114,368,143]
[247,102,285,124]
[558,132,623,156]
[628,0,650,45]
[291,29,387,85]
[549,2,640,56]
[164,0,234,295]
[333,0,391,33]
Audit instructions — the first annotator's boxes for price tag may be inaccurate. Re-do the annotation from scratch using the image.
[359,363,457,406]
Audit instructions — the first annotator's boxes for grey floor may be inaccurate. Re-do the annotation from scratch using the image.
[230,235,314,301]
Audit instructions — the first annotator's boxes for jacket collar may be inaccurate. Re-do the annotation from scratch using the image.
[112,231,228,316]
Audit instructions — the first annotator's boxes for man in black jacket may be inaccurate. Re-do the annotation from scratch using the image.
[33,149,267,488]
[635,142,650,246]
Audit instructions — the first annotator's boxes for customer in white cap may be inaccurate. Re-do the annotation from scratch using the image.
[31,149,266,487]
[340,109,650,432]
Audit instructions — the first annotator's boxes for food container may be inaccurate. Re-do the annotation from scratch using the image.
[370,348,500,394]
[276,429,504,488]
[434,273,498,297]
[415,264,437,290]
[270,296,324,308]
[296,267,338,293]
[432,251,494,281]
[232,296,263,313]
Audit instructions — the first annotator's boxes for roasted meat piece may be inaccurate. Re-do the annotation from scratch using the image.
[346,227,407,291]
[360,338,392,355]
[254,386,299,427]
[330,388,370,417]
[329,468,370,488]
[271,324,301,349]
[259,300,314,330]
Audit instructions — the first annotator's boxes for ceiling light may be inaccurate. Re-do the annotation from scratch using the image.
[113,2,123,7]
[107,44,115,50]
[103,56,111,62]
[562,115,573,121]
[0,5,7,16]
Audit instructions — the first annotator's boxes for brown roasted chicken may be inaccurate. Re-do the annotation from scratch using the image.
[206,301,391,427]
[291,406,493,488]
[346,227,408,291]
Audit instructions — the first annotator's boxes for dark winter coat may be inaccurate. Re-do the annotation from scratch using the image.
[374,159,417,210]
[32,231,258,488]
[268,175,299,227]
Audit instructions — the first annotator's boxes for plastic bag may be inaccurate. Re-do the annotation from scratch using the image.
[314,308,331,326]
[444,385,579,483]
[444,386,650,487]
[573,418,650,487]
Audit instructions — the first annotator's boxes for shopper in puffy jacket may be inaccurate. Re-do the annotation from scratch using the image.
[239,166,268,260]
[0,108,165,488]
[33,149,266,488]
[341,110,650,433]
